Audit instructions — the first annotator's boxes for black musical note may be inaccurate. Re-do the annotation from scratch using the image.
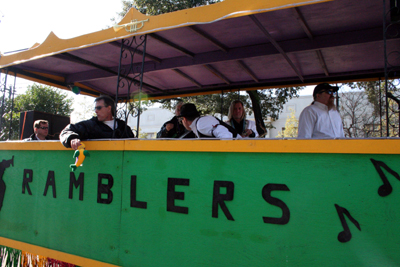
[334,204,361,243]
[370,158,400,197]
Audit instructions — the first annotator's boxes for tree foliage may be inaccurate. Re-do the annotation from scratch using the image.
[340,80,400,137]
[0,84,73,140]
[112,0,221,21]
[71,95,96,123]
[276,108,298,138]
[14,84,73,115]
[339,90,379,137]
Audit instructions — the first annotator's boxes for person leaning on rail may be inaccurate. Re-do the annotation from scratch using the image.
[177,103,240,139]
[24,120,52,141]
[226,100,259,138]
[156,101,194,138]
[297,83,345,139]
[60,95,135,149]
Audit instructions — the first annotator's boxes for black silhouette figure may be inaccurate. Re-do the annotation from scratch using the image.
[0,156,14,211]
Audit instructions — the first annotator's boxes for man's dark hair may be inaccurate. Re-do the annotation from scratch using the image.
[95,95,115,116]
[179,103,200,121]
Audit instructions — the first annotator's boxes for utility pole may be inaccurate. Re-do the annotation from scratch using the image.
[0,71,16,139]
[0,71,8,131]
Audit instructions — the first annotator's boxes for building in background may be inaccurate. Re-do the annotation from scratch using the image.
[128,108,175,139]
[266,95,313,138]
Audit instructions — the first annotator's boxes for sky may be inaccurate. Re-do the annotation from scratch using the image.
[0,0,314,99]
[0,0,122,53]
[0,0,123,94]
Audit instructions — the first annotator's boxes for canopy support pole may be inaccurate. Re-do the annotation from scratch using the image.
[114,35,148,138]
[137,35,148,137]
[383,0,400,137]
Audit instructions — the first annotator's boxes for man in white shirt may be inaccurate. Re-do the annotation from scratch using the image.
[178,103,239,139]
[297,83,345,139]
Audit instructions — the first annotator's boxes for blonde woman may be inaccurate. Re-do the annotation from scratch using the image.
[227,100,259,138]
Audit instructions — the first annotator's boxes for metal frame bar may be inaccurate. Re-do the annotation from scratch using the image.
[237,60,259,83]
[115,35,148,138]
[172,69,202,88]
[54,53,159,93]
[383,0,400,136]
[249,15,304,83]
[203,64,231,85]
[109,41,161,63]
[149,33,194,58]
[189,26,229,52]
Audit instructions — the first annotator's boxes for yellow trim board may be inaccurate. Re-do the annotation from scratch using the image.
[0,237,120,267]
[125,139,400,154]
[1,139,400,154]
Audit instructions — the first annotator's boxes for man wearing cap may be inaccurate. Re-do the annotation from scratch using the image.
[178,103,239,139]
[297,83,345,138]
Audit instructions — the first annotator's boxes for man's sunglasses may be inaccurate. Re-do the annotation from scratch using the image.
[39,127,49,130]
[320,90,335,94]
[94,105,107,111]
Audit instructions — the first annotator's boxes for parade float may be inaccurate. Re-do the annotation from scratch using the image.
[0,0,400,266]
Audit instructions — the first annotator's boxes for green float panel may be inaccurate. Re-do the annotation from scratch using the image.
[0,141,399,266]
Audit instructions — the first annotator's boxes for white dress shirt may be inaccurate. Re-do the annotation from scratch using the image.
[245,120,259,137]
[297,101,345,138]
[190,116,240,139]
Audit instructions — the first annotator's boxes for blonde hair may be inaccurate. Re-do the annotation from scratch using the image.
[228,100,246,121]
[175,101,184,110]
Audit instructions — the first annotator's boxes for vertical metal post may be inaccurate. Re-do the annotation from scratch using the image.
[0,69,9,131]
[8,74,17,139]
[0,71,2,132]
[136,35,148,138]
[383,0,390,136]
[113,39,125,138]
[335,83,340,110]
[379,78,383,137]
[220,90,224,120]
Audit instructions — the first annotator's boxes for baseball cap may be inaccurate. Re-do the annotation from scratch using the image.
[178,103,200,118]
[313,83,339,97]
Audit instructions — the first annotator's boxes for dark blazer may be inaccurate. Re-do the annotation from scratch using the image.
[60,117,135,148]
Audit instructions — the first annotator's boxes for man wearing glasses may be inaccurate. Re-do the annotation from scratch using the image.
[25,120,51,140]
[60,95,135,149]
[297,83,345,139]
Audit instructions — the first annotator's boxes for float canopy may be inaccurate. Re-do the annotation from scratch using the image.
[0,0,399,99]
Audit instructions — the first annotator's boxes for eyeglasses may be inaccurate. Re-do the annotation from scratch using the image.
[94,106,107,111]
[39,127,49,130]
[320,90,335,95]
